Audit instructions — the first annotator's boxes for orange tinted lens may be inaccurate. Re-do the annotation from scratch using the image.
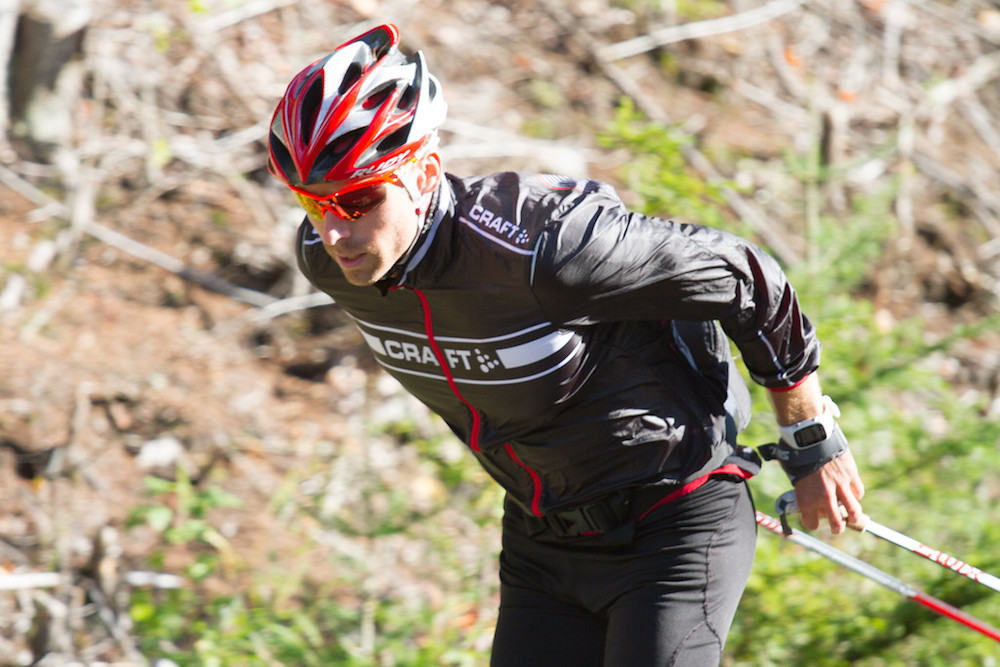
[293,191,326,220]
[291,180,391,221]
[336,183,387,215]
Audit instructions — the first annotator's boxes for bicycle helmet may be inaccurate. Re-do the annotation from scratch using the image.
[268,24,447,187]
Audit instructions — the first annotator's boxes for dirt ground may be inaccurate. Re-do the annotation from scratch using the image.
[1,0,1000,663]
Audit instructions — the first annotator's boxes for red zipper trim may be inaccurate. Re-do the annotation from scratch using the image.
[406,287,482,453]
[503,443,544,517]
[400,287,545,514]
[636,463,754,522]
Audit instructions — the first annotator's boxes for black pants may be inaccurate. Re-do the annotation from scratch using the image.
[491,477,756,667]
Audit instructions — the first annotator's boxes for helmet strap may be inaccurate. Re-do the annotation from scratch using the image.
[396,162,433,220]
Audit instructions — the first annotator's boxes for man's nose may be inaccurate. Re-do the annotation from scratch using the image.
[317,210,351,245]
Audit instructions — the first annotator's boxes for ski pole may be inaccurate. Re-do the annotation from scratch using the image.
[775,491,1000,595]
[756,510,1000,643]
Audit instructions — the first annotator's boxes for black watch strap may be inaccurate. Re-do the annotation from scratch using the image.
[758,422,849,483]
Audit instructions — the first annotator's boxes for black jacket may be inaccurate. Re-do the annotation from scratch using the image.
[297,172,821,516]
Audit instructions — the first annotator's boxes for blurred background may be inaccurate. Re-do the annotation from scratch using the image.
[1,0,998,664]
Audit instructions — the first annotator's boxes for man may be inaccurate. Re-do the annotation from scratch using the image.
[267,24,865,666]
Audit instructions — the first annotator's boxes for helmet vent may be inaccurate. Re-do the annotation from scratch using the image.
[313,128,365,179]
[339,62,364,96]
[376,127,409,155]
[362,84,394,111]
[396,85,416,111]
[268,133,294,178]
[299,81,324,146]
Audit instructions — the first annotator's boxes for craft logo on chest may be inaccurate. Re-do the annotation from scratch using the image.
[354,322,580,384]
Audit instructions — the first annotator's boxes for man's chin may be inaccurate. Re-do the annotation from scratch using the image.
[342,272,379,287]
[341,264,388,287]
[327,251,379,285]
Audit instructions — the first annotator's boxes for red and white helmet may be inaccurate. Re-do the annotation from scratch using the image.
[267,24,447,187]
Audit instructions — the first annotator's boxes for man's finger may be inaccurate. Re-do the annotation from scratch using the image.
[825,497,846,534]
[840,490,863,523]
[801,514,821,531]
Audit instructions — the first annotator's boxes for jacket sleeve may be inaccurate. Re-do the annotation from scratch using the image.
[529,186,821,389]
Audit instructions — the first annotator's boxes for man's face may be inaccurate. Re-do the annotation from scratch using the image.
[295,172,424,287]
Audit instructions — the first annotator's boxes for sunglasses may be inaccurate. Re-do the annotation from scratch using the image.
[289,176,396,222]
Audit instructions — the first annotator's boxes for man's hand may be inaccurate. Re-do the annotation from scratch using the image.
[792,449,865,534]
[768,373,865,534]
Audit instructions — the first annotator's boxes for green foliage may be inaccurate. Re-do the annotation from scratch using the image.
[612,0,728,20]
[599,98,732,230]
[128,431,500,665]
[148,137,173,171]
[600,107,1000,663]
[774,199,1000,661]
[127,468,242,581]
[129,585,362,665]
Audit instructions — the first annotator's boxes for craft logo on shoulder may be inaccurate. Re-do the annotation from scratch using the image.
[467,204,531,246]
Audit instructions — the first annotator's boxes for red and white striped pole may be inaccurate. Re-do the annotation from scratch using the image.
[774,490,1000,595]
[756,510,1000,643]
[859,519,1000,594]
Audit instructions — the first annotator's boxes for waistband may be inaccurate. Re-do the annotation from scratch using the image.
[517,449,761,539]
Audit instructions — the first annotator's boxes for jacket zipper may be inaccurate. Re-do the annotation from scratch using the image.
[405,287,545,515]
[405,287,482,453]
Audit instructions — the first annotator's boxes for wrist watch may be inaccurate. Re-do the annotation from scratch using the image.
[777,395,841,450]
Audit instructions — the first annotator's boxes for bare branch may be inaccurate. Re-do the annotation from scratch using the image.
[922,52,1000,112]
[247,291,334,323]
[959,96,1000,164]
[599,0,808,62]
[536,0,801,266]
[913,151,1000,239]
[83,221,278,308]
[190,0,299,35]
[0,572,64,591]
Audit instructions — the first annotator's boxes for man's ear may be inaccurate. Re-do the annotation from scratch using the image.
[416,152,442,194]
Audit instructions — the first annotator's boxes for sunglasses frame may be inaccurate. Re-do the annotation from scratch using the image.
[288,173,399,222]
[287,157,421,222]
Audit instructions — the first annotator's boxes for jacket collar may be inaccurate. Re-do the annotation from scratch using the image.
[374,177,452,294]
